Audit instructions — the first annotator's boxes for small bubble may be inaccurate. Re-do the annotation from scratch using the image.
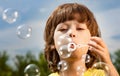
[2,8,19,24]
[57,60,68,72]
[24,64,40,76]
[81,54,91,63]
[16,24,32,39]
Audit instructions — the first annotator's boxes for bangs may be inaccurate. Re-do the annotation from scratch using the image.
[55,3,89,24]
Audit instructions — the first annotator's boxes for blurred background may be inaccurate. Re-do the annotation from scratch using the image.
[0,0,120,76]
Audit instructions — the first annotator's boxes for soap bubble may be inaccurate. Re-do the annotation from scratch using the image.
[16,24,32,39]
[81,54,91,63]
[85,54,91,63]
[57,60,68,72]
[57,35,72,46]
[58,44,72,58]
[58,42,77,58]
[91,62,110,76]
[24,64,40,76]
[57,35,76,58]
[2,8,19,24]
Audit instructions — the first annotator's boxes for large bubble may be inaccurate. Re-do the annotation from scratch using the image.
[24,64,40,76]
[57,35,75,58]
[58,42,76,58]
[2,8,19,24]
[57,35,72,46]
[16,24,32,39]
[91,62,110,76]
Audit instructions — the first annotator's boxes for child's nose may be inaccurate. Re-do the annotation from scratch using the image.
[67,29,76,37]
[69,33,76,37]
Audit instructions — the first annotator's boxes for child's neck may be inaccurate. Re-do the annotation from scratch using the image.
[60,58,87,76]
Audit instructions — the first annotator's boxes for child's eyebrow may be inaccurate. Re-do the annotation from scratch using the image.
[58,23,68,27]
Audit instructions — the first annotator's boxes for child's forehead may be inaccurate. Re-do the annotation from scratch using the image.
[56,12,87,24]
[57,20,87,27]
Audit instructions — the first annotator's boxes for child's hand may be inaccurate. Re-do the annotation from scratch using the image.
[88,37,112,64]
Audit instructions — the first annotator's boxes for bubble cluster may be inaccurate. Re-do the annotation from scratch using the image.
[2,8,19,24]
[24,64,40,76]
[16,24,32,39]
[56,35,92,75]
[56,34,111,76]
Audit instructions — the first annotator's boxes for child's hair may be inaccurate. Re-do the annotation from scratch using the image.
[44,3,101,72]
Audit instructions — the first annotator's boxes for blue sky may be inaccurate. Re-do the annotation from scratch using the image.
[0,0,120,64]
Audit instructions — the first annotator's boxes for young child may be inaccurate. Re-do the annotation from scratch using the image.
[44,3,119,76]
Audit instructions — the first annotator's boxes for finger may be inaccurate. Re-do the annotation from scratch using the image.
[88,46,104,58]
[88,40,104,51]
[90,37,106,48]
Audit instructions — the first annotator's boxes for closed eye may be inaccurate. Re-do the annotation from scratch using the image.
[76,28,84,30]
[58,28,67,32]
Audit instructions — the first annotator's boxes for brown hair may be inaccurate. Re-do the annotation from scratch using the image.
[44,3,101,72]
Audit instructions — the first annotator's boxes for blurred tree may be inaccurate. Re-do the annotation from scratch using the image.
[37,52,51,76]
[12,50,51,76]
[112,49,120,74]
[13,51,38,76]
[0,49,119,76]
[0,51,12,76]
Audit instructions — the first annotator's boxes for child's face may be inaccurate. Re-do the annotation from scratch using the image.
[54,20,91,58]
